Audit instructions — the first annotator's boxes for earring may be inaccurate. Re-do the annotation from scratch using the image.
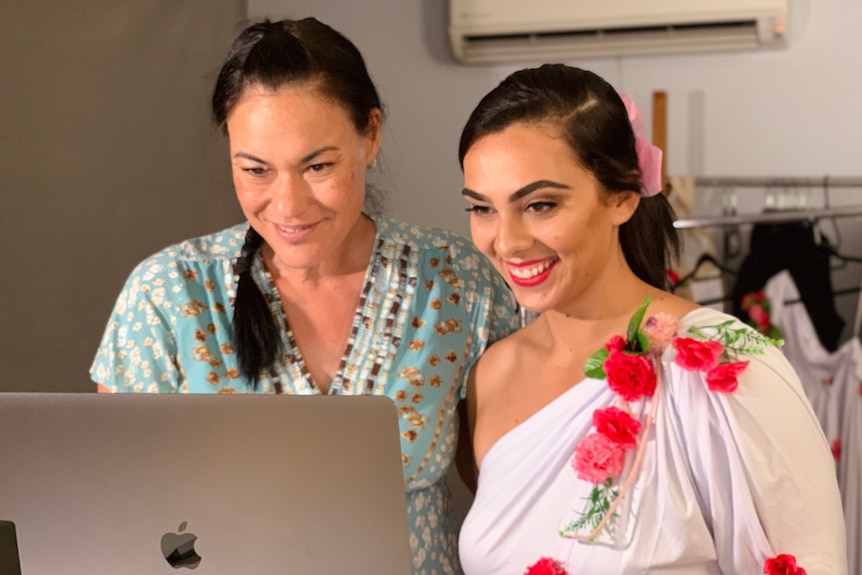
[368,157,378,170]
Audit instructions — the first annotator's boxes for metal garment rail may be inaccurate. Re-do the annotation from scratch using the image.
[691,176,862,188]
[674,205,862,229]
[672,176,862,229]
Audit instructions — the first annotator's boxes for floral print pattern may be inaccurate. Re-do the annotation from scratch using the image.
[91,215,520,575]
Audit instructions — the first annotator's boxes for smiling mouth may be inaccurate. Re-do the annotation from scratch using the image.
[276,223,315,233]
[507,257,558,280]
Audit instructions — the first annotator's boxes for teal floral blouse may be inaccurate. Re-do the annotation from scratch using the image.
[91,214,519,575]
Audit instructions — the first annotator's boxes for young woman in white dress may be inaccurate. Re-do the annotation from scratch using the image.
[456,64,847,575]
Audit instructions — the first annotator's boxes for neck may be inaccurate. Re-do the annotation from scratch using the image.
[557,254,654,318]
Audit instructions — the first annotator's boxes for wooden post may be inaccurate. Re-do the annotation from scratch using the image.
[652,91,668,196]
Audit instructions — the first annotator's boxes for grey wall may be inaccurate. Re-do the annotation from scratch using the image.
[0,0,246,392]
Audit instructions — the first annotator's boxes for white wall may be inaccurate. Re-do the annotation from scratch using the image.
[248,0,862,235]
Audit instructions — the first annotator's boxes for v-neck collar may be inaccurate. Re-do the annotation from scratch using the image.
[252,215,386,395]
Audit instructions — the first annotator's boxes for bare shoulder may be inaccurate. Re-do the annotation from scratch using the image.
[473,321,545,385]
[644,289,701,318]
[467,319,551,466]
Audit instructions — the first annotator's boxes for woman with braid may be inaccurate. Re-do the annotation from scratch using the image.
[90,18,518,575]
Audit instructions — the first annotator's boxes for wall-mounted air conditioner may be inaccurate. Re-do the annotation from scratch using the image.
[449,0,788,65]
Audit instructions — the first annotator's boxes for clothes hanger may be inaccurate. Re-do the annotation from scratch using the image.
[671,252,737,293]
[813,214,862,266]
[821,238,862,265]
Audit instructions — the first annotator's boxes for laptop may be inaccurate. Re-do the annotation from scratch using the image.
[0,393,413,575]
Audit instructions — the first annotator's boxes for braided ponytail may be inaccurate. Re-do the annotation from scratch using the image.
[233,227,282,387]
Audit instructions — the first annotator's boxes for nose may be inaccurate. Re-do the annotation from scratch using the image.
[494,214,533,258]
[272,173,311,217]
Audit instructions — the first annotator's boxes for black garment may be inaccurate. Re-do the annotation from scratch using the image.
[730,221,844,352]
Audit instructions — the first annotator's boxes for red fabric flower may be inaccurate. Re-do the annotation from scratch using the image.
[593,406,641,449]
[572,432,626,483]
[604,350,657,401]
[831,438,842,460]
[605,335,626,352]
[748,303,771,330]
[763,553,807,575]
[705,360,749,393]
[741,290,766,309]
[673,337,724,371]
[524,557,569,575]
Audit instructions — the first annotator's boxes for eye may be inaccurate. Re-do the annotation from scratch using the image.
[526,201,556,214]
[307,162,333,173]
[242,167,268,177]
[465,205,494,216]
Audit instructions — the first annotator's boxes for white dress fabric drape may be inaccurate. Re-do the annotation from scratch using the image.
[765,270,862,574]
[459,307,847,575]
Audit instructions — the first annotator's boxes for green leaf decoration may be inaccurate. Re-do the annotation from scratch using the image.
[584,347,610,379]
[688,326,706,339]
[625,298,651,349]
[560,480,621,539]
[635,332,649,354]
[686,319,784,365]
[766,325,784,345]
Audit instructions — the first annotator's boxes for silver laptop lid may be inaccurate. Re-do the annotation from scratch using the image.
[0,393,412,575]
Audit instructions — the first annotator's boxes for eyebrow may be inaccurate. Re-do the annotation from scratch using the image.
[232,146,339,165]
[461,179,571,203]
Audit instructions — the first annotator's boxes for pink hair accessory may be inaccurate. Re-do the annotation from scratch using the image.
[619,93,663,197]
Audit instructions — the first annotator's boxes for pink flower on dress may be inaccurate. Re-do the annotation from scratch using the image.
[604,350,657,401]
[673,337,724,371]
[643,313,680,353]
[763,553,807,575]
[572,433,626,483]
[524,557,569,575]
[831,438,842,460]
[705,361,750,393]
[593,406,641,449]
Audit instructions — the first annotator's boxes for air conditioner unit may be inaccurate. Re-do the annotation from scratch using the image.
[449,0,788,65]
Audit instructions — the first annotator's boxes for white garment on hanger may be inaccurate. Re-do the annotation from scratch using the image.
[765,270,862,575]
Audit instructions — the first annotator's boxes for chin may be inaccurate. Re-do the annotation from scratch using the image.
[512,295,553,315]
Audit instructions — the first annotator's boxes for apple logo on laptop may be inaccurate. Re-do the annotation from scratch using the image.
[160,521,202,569]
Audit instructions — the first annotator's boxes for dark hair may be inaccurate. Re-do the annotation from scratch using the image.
[458,64,678,290]
[212,18,383,386]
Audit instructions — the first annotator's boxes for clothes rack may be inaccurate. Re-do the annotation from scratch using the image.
[674,206,862,230]
[672,175,862,230]
[691,176,862,188]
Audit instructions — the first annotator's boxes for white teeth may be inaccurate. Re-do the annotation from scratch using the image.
[277,224,310,233]
[509,259,554,279]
